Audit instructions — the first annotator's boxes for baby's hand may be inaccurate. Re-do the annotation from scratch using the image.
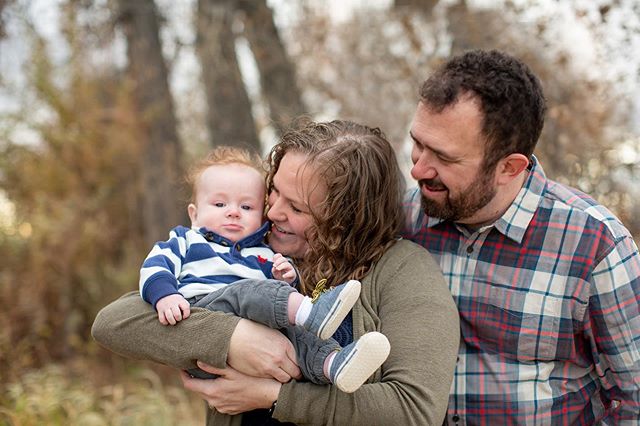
[271,253,297,285]
[156,294,191,325]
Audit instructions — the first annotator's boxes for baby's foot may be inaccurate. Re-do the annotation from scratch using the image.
[328,332,390,393]
[303,280,361,340]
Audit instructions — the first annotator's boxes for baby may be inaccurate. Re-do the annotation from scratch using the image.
[139,146,390,393]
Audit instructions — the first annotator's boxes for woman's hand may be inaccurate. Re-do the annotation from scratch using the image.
[227,319,301,382]
[181,361,282,415]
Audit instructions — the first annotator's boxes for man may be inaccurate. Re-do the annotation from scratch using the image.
[404,49,640,425]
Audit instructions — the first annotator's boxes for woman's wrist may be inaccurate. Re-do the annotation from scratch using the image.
[267,400,277,417]
[264,381,282,411]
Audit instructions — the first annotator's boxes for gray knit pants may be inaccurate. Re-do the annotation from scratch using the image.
[187,279,340,384]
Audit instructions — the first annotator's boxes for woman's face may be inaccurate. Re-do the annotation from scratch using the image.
[267,152,325,258]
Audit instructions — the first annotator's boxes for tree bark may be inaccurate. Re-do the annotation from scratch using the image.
[446,1,506,55]
[196,0,260,151]
[117,0,184,245]
[238,0,305,134]
[394,0,439,16]
[0,0,8,39]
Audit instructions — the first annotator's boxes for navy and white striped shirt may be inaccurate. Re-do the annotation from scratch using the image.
[139,222,275,307]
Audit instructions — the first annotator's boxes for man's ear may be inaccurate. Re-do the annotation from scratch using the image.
[187,203,197,225]
[495,153,530,185]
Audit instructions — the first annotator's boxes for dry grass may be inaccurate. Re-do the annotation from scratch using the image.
[0,359,206,426]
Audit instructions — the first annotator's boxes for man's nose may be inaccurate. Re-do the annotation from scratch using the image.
[411,152,438,181]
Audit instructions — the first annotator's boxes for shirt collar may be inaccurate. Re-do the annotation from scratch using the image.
[492,155,546,243]
[195,221,271,248]
[423,155,547,244]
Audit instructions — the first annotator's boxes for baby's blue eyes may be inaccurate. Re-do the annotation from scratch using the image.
[213,202,253,210]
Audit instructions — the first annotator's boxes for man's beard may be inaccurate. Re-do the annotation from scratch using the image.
[420,168,497,222]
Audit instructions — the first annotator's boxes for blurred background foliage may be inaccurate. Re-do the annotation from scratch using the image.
[0,0,639,424]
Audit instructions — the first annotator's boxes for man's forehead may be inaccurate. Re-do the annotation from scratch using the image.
[410,100,487,158]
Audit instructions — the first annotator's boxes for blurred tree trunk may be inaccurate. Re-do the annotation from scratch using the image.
[448,1,473,54]
[446,1,509,55]
[196,0,260,150]
[394,0,439,15]
[393,0,440,58]
[447,1,492,55]
[117,0,184,245]
[239,0,305,134]
[0,0,7,39]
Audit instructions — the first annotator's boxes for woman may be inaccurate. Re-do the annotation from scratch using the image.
[92,119,459,425]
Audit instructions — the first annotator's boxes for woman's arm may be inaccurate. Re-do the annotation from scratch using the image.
[273,241,459,425]
[91,291,301,380]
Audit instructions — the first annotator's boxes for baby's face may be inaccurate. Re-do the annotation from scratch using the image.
[188,163,265,243]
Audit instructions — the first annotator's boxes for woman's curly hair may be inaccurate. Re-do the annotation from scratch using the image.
[266,118,405,294]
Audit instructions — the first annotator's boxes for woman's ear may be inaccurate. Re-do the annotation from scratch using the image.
[495,153,530,186]
[187,203,197,225]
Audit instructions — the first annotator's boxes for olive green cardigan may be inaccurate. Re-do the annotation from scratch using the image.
[92,239,459,425]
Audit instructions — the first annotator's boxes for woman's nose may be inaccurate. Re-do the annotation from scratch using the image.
[267,194,284,221]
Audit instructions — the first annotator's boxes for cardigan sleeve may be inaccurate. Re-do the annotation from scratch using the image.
[91,291,241,370]
[272,240,460,425]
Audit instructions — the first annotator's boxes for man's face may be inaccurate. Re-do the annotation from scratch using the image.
[409,98,498,224]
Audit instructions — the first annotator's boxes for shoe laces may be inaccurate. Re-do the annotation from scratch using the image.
[310,278,328,303]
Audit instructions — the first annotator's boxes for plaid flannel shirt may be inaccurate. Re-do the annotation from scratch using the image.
[403,156,640,425]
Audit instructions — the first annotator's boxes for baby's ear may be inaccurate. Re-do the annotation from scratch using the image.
[187,203,198,225]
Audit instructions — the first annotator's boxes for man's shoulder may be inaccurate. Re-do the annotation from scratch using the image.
[541,179,632,241]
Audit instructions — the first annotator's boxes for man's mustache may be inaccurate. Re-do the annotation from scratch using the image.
[419,178,447,191]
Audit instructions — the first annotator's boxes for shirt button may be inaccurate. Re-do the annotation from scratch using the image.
[452,414,460,422]
[466,245,473,254]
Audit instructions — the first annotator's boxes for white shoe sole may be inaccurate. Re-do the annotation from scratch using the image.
[318,280,361,340]
[334,332,390,393]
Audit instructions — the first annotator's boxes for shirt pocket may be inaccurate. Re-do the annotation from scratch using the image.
[466,285,562,362]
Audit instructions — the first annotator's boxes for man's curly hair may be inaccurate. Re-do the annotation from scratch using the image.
[420,49,546,171]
